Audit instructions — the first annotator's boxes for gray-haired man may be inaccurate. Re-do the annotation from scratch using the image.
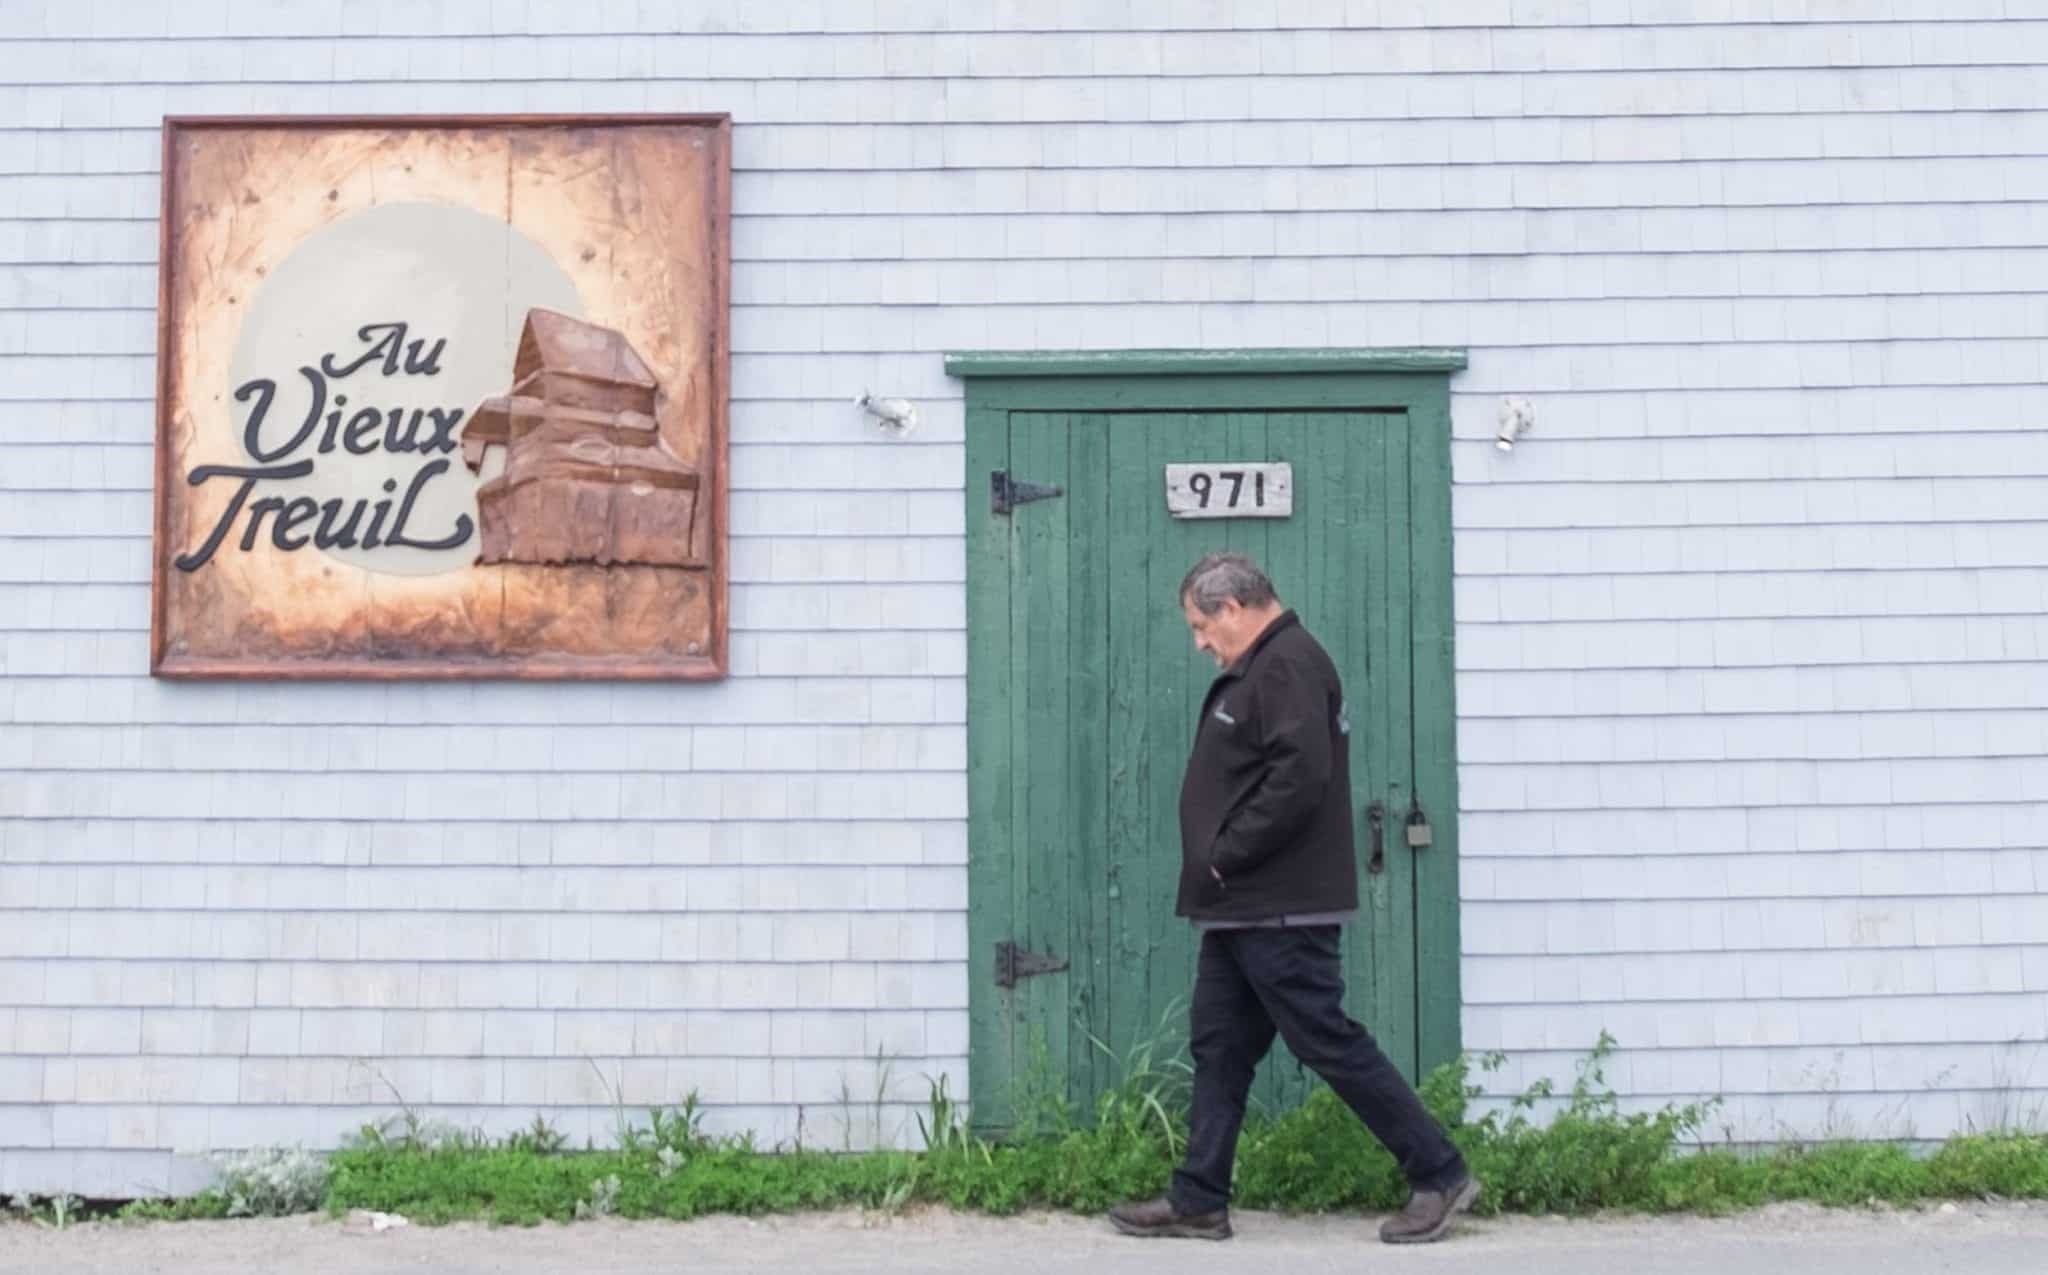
[1109,552,1478,1244]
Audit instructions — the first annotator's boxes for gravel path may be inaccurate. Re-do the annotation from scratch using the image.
[4,1200,2045,1274]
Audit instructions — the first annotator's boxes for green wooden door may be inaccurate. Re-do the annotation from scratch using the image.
[956,353,1464,1134]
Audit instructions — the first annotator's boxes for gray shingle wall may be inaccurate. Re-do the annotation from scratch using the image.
[2,0,2045,1192]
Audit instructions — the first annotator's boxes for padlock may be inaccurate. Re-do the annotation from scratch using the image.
[1405,802,1433,849]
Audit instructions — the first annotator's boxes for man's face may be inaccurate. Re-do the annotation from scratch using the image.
[1183,595,1250,669]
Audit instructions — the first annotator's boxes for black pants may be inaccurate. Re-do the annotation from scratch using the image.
[1169,924,1466,1214]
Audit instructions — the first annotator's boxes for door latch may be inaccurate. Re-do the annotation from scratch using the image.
[1366,800,1386,875]
[993,940,1069,988]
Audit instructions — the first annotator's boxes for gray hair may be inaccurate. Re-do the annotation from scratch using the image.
[1179,552,1279,615]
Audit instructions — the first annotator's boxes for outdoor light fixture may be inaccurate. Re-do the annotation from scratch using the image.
[1496,396,1533,451]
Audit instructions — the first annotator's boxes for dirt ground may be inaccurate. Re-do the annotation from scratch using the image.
[3,1200,2045,1274]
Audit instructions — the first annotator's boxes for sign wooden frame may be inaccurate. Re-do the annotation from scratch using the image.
[150,114,730,680]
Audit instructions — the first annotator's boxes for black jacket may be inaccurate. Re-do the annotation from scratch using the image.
[1176,611,1358,921]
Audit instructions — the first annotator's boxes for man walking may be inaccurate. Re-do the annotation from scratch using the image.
[1109,552,1479,1245]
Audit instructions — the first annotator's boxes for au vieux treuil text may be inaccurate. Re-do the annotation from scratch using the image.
[175,322,478,571]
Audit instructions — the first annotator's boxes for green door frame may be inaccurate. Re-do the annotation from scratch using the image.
[948,348,1467,1132]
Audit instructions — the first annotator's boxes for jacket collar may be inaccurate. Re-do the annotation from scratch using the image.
[1220,609,1299,681]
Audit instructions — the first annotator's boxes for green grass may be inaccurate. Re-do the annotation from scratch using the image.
[25,1036,2035,1227]
[311,1037,2048,1226]
[113,1193,232,1223]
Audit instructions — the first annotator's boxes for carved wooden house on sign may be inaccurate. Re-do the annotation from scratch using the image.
[464,309,704,570]
[149,114,731,680]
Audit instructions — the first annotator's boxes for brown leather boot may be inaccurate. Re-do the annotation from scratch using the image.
[1107,1196,1233,1240]
[1379,1174,1481,1244]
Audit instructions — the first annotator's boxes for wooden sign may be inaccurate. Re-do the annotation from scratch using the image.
[150,115,730,679]
[1164,463,1294,519]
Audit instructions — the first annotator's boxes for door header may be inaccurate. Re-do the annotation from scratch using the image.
[945,348,1468,378]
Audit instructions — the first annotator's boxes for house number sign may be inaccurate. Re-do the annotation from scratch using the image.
[1163,463,1293,519]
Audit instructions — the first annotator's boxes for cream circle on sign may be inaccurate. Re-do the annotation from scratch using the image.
[225,202,584,577]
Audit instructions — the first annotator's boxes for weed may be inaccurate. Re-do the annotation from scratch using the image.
[1458,1033,1718,1216]
[1005,1026,1077,1140]
[500,1116,569,1156]
[5,1192,83,1230]
[574,1173,622,1220]
[350,1104,477,1155]
[586,1059,640,1153]
[116,1193,230,1223]
[1978,1037,2048,1135]
[351,1066,483,1152]
[217,1146,330,1217]
[916,1073,981,1157]
[646,1096,709,1156]
[1082,1005,1195,1159]
[833,1049,901,1151]
[876,1171,917,1213]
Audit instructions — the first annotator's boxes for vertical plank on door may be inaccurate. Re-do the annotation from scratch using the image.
[1066,412,1114,1105]
[1378,413,1420,1079]
[1326,413,1384,1045]
[966,402,1016,1130]
[1144,411,1208,1066]
[1276,411,1387,1057]
[1226,410,1310,1119]
[1012,412,1074,1114]
[1329,409,1403,1075]
[1105,412,1156,1106]
[1408,387,1464,1078]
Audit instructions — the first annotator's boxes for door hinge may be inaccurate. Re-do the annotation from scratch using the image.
[991,470,1063,515]
[993,940,1069,988]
